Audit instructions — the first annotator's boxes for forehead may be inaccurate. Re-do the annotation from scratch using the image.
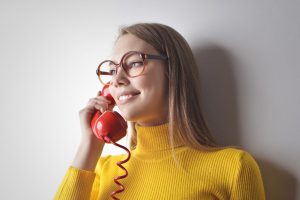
[111,34,158,61]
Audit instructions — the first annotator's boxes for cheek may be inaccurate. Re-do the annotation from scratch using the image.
[139,66,167,89]
[137,77,167,103]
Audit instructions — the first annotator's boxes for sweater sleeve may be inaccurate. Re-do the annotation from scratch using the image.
[230,151,266,200]
[53,166,99,200]
[54,155,112,200]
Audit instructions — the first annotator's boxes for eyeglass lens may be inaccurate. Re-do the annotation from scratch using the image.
[99,52,145,84]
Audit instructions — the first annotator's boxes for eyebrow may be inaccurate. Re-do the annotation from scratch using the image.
[110,49,149,62]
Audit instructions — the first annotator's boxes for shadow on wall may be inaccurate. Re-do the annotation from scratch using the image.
[192,44,298,200]
[257,159,297,200]
[193,44,241,147]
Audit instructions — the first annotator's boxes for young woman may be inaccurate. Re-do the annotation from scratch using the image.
[55,23,265,200]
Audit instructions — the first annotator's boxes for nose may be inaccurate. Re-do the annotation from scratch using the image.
[110,65,129,87]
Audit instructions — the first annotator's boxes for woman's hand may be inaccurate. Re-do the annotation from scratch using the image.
[71,91,115,171]
[78,91,114,143]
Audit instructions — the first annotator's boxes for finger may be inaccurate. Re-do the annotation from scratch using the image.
[94,104,105,113]
[96,101,109,109]
[95,96,111,103]
[87,96,110,105]
[89,98,109,107]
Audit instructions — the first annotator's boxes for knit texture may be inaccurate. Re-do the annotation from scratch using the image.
[54,123,265,200]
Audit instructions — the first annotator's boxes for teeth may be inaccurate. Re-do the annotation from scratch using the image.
[119,94,133,101]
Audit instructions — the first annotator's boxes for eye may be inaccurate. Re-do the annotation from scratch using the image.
[107,64,117,75]
[109,69,116,75]
[129,61,143,68]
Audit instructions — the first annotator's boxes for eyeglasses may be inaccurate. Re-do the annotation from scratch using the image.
[96,51,168,85]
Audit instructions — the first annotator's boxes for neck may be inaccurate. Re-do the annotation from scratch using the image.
[136,118,169,127]
[132,122,185,155]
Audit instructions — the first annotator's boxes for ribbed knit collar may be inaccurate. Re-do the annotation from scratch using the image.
[131,123,186,160]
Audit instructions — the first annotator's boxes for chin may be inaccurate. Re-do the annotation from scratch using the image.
[119,110,140,122]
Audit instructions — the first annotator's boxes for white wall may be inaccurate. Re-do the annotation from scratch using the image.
[0,1,299,199]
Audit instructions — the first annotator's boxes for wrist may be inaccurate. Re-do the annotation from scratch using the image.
[79,138,104,152]
[72,139,105,171]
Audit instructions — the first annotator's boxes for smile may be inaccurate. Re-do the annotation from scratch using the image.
[118,93,140,104]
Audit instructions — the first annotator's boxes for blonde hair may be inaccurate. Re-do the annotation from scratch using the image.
[117,23,237,168]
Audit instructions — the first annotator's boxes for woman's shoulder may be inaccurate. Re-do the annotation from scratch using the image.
[216,147,259,166]
[181,146,262,183]
[216,147,261,174]
[183,146,260,170]
[212,146,256,160]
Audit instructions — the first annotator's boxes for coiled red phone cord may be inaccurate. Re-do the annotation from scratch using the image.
[104,136,131,200]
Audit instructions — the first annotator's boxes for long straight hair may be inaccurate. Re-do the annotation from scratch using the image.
[117,23,232,164]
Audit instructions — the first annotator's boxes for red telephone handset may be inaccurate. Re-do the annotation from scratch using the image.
[90,84,130,200]
[90,84,127,143]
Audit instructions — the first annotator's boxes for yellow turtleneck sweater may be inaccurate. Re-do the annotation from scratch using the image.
[54,123,265,200]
